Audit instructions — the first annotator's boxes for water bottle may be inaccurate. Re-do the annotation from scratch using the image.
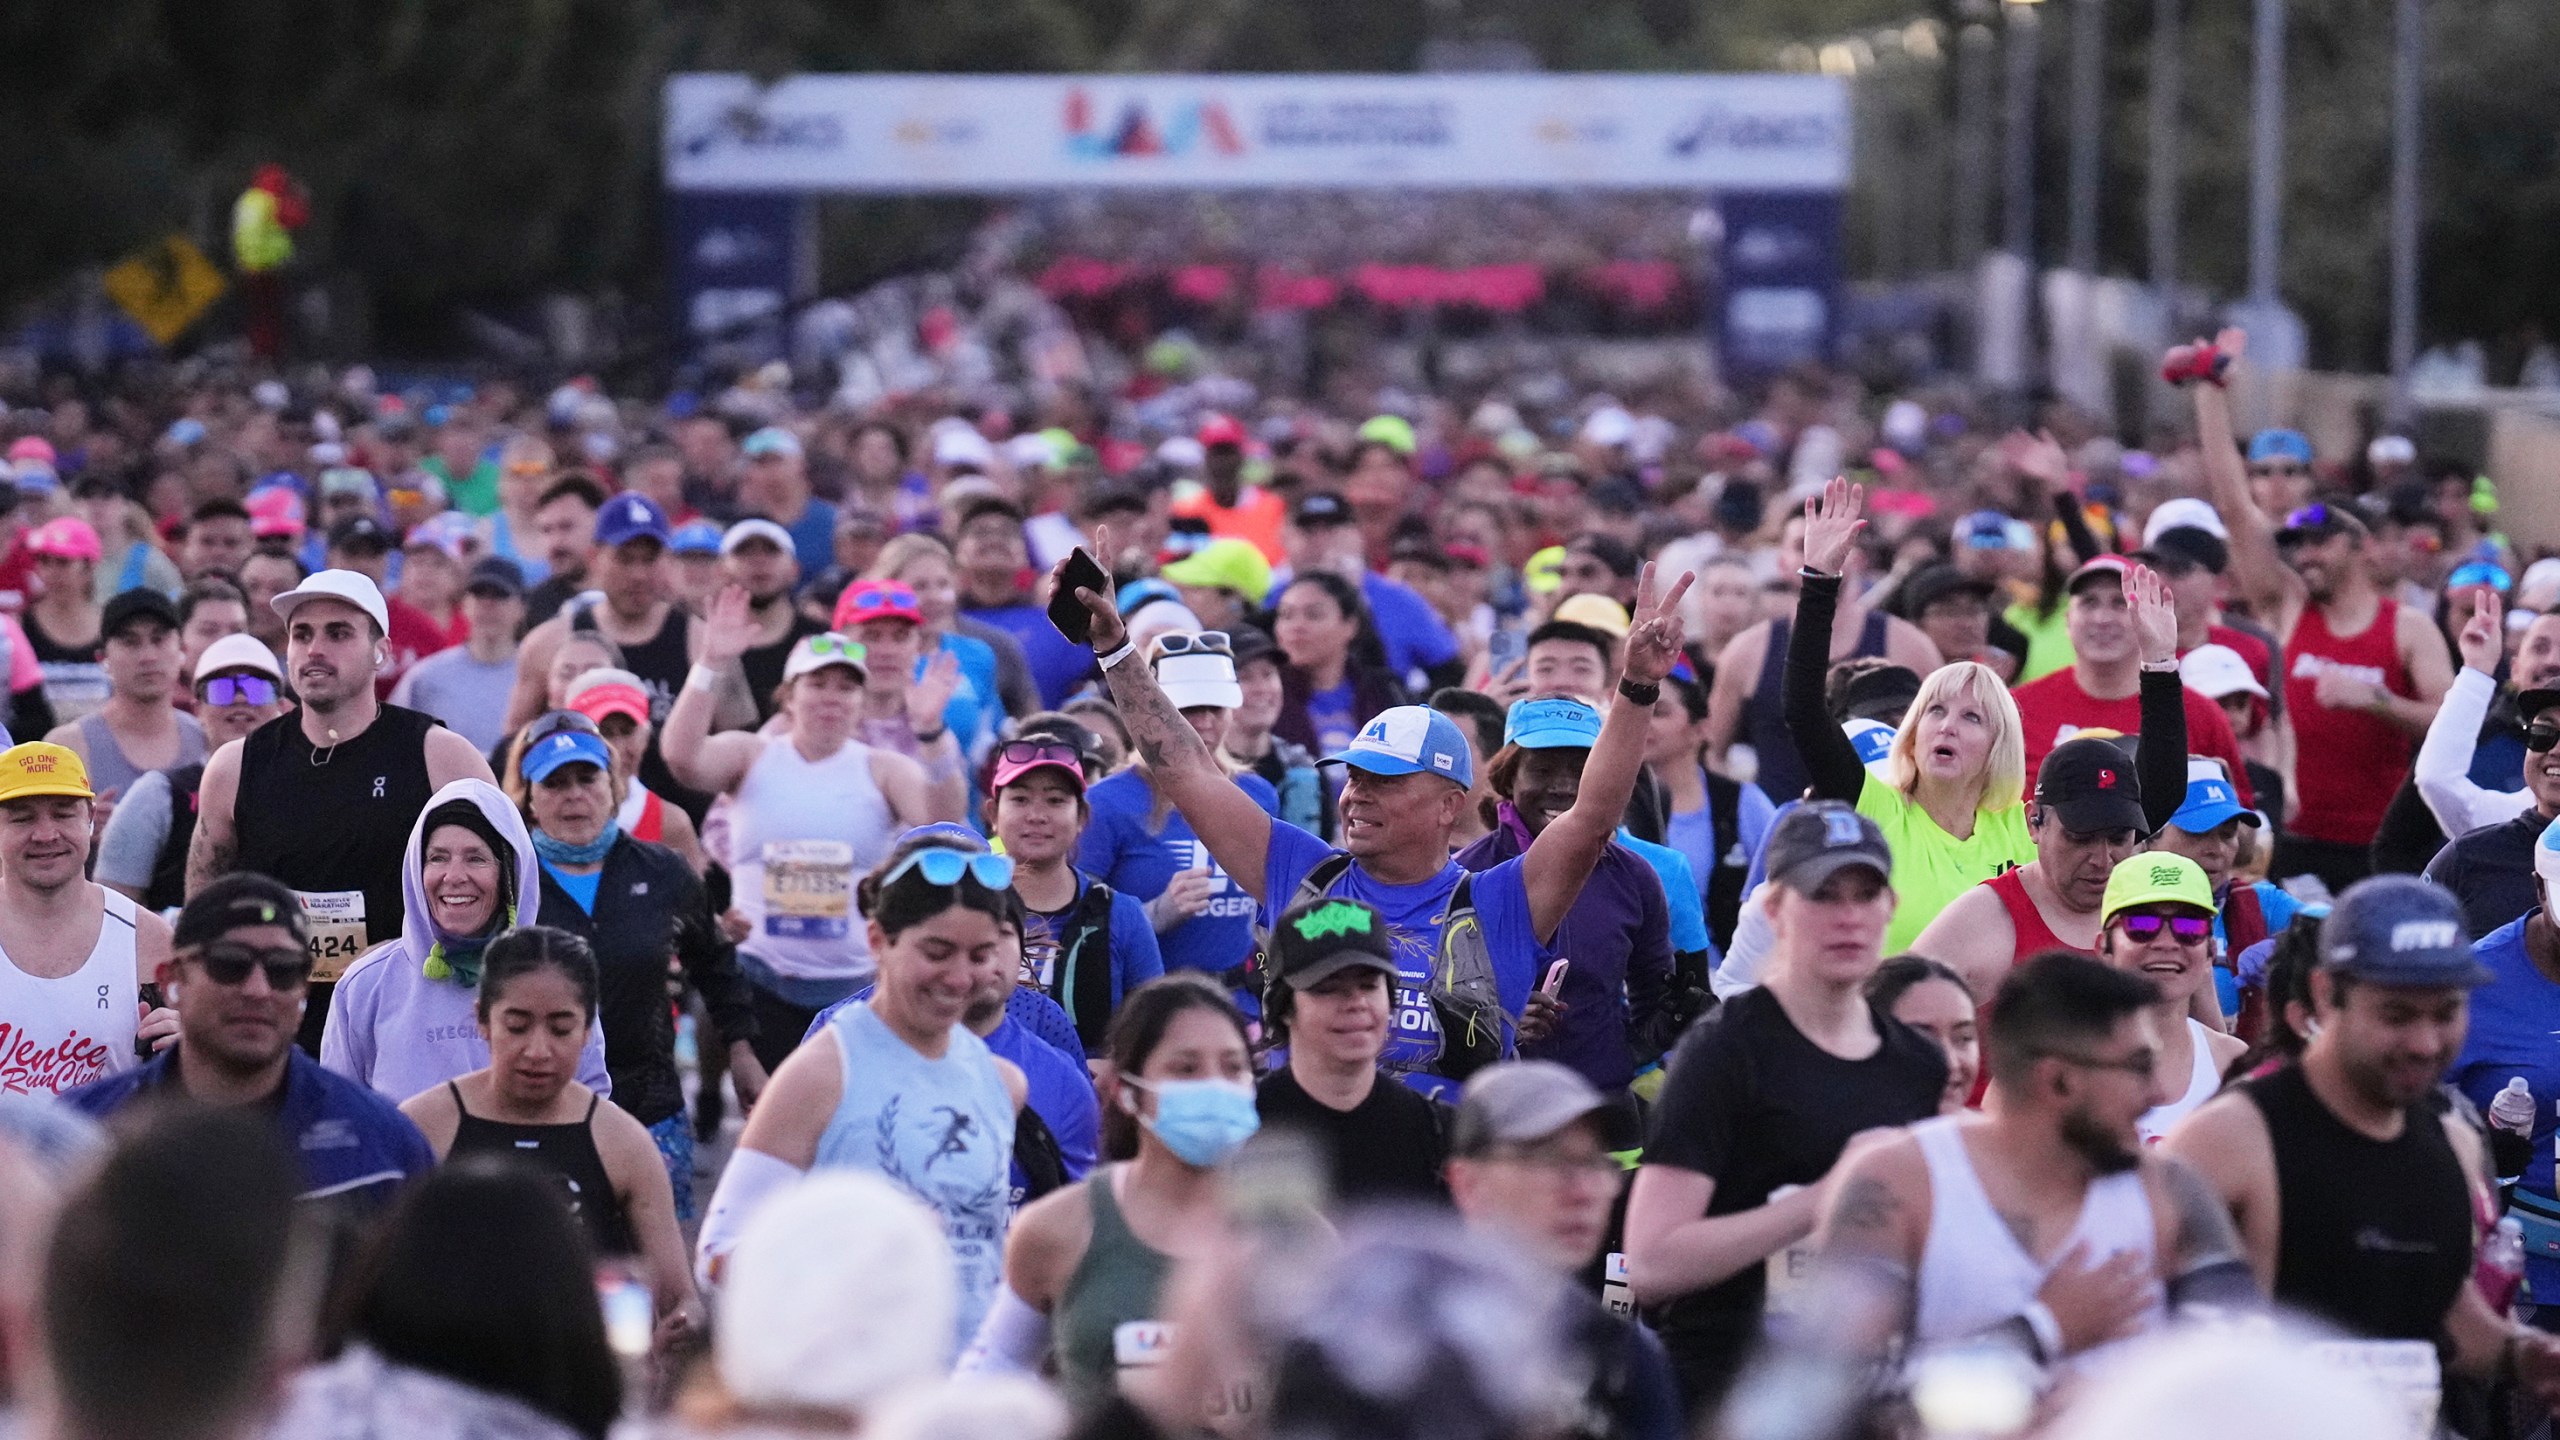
[2478,1216,2528,1317]
[2492,1077,2536,1137]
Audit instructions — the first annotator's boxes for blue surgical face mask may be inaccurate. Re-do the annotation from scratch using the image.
[1124,1075,1261,1168]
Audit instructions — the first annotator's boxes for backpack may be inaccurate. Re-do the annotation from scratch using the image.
[1043,876,1120,1056]
[1273,853,1506,1083]
[1702,771,1749,956]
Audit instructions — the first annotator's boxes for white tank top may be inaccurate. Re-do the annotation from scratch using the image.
[729,734,897,986]
[1910,1115,2163,1356]
[0,889,141,1096]
[2137,1019,2223,1146]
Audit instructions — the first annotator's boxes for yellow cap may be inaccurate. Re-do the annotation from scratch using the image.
[2101,852,2216,925]
[1523,545,1566,595]
[0,743,93,805]
[1160,537,1274,606]
[1552,593,1632,638]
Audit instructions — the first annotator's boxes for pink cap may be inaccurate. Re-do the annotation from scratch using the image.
[246,487,306,539]
[2065,554,2135,595]
[5,438,56,466]
[24,517,101,562]
[1196,414,1248,448]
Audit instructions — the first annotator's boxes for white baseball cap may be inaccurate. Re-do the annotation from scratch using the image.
[720,518,796,557]
[190,632,284,684]
[2179,643,2268,701]
[781,633,868,685]
[2143,497,2231,545]
[716,1172,954,1413]
[269,568,389,636]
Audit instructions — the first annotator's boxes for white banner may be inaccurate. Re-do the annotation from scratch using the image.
[666,73,1847,193]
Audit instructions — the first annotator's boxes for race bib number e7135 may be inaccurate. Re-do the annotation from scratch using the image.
[762,841,853,940]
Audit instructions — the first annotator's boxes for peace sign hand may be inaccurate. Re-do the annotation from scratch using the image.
[1621,562,1694,687]
[1801,476,1866,578]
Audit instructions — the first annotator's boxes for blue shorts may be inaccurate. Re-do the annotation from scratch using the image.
[649,1112,696,1221]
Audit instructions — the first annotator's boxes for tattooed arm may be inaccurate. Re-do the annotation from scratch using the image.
[185,739,243,898]
[1809,1135,1925,1350]
[1055,544,1277,904]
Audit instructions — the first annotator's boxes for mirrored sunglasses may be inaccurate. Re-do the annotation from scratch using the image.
[199,675,278,708]
[883,846,1016,892]
[2118,911,2212,945]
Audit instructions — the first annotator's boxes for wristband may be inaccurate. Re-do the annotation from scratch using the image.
[2140,657,2181,674]
[1098,640,1138,672]
[685,663,723,693]
[2020,1300,2065,1365]
[1618,677,1662,706]
[1799,566,1843,584]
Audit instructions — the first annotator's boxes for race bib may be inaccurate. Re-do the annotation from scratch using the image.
[1762,1184,1817,1320]
[1114,1320,1176,1375]
[1115,1320,1260,1431]
[762,841,852,940]
[295,890,369,983]
[1602,1251,1634,1318]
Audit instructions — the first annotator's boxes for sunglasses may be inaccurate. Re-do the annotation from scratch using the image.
[843,581,917,612]
[883,846,1016,892]
[803,634,868,664]
[1151,631,1232,658]
[524,710,601,746]
[192,941,313,991]
[997,739,1084,771]
[2528,725,2560,754]
[199,674,278,708]
[2117,909,2212,945]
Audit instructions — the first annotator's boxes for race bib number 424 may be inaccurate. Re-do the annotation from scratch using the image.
[295,890,368,984]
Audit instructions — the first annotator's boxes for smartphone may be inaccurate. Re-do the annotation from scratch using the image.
[1540,958,1571,997]
[1047,548,1111,646]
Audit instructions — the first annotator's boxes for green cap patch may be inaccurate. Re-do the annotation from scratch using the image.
[1292,900,1377,943]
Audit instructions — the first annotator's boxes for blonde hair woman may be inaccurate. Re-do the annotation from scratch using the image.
[1784,479,2038,951]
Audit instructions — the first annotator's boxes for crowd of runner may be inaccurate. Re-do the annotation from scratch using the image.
[0,326,2555,1440]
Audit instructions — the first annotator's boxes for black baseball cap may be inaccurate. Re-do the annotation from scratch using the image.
[2144,526,2230,577]
[955,495,1025,531]
[326,514,392,555]
[1291,492,1355,529]
[464,555,526,598]
[1760,800,1893,893]
[173,872,309,951]
[1835,663,1922,724]
[2034,737,2148,833]
[1901,562,1995,617]
[2276,501,2369,546]
[101,587,179,642]
[1266,895,1401,992]
[1227,625,1281,672]
[2518,689,2560,727]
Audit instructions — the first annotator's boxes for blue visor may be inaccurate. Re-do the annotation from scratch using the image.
[522,728,612,784]
[1504,696,1602,750]
[2447,560,2513,592]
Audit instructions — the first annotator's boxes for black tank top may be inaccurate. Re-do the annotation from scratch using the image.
[144,762,206,914]
[445,1083,637,1256]
[233,704,440,1052]
[2244,1062,2473,1340]
[574,604,711,824]
[1743,610,1889,805]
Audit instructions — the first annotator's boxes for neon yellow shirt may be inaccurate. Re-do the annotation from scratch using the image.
[2005,601,2075,683]
[1857,773,2037,952]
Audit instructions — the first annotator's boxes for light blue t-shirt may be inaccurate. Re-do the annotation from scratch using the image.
[1618,832,1713,958]
[1079,770,1279,976]
[934,631,1004,756]
[1663,767,1778,920]
[1261,818,1543,1099]
[541,862,602,915]
[815,1002,1014,1355]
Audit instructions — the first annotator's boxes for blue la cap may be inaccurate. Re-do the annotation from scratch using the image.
[1114,577,1181,618]
[594,493,671,549]
[2169,755,2260,835]
[2318,873,2493,988]
[1329,705,1475,789]
[520,728,613,785]
[1504,696,1603,750]
[669,519,724,556]
[2247,429,2314,466]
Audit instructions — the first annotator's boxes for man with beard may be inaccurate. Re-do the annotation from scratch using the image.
[62,874,431,1208]
[43,590,203,836]
[2167,874,2560,1397]
[1910,740,2158,1005]
[2183,331,2455,895]
[1813,954,2259,1370]
[187,570,494,1053]
[717,518,825,722]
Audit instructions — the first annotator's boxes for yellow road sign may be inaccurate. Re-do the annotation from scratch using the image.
[101,235,228,346]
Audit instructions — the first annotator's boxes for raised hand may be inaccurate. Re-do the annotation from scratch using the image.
[1049,526,1126,653]
[2001,429,2073,492]
[1800,476,1866,578]
[908,649,962,733]
[2459,589,2504,675]
[2213,326,2248,361]
[2123,562,2180,665]
[701,584,759,664]
[1621,562,1695,687]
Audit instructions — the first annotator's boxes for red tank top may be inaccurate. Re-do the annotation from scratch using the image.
[2283,597,2414,844]
[631,787,665,844]
[1969,867,2095,1105]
